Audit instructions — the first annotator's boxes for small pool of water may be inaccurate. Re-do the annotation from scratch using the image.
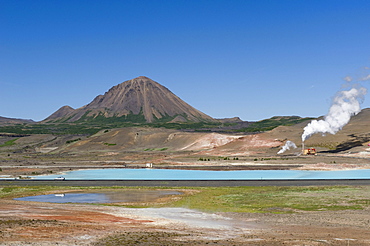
[14,190,182,204]
[31,168,370,180]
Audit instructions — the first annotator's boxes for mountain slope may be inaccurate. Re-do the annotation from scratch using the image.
[44,106,75,121]
[265,108,370,152]
[0,116,34,125]
[45,76,215,123]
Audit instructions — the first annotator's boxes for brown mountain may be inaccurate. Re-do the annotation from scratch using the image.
[0,116,34,125]
[44,106,75,121]
[44,76,215,123]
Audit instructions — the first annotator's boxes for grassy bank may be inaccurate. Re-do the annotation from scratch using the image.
[164,186,370,213]
[2,185,370,213]
[0,138,19,147]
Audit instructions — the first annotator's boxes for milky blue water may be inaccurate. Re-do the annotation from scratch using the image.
[14,190,182,203]
[31,168,370,180]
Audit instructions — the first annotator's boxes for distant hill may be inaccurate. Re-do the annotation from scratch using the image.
[45,105,75,121]
[44,76,216,124]
[0,116,34,126]
[265,108,370,152]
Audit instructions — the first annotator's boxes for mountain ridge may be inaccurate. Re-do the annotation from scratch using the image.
[0,116,34,125]
[44,76,216,123]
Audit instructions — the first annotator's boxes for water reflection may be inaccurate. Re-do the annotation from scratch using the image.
[14,190,182,204]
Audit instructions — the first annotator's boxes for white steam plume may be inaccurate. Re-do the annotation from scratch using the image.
[277,140,297,154]
[301,85,367,142]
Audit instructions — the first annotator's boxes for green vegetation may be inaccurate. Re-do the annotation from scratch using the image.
[66,138,81,144]
[75,111,147,124]
[0,123,104,135]
[254,157,289,161]
[149,121,223,131]
[0,186,63,198]
[0,115,315,136]
[235,116,314,133]
[165,186,368,213]
[152,112,182,123]
[144,147,168,151]
[0,138,19,147]
[2,186,370,214]
[198,156,239,161]
[104,143,117,146]
[0,121,224,136]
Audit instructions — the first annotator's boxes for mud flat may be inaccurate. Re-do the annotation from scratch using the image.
[1,186,370,245]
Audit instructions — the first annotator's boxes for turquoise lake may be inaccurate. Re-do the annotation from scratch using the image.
[32,168,370,180]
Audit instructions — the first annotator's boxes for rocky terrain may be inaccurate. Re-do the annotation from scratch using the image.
[44,76,216,123]
[0,116,33,125]
[1,188,370,246]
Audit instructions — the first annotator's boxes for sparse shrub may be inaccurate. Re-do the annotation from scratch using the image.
[66,138,81,144]
[104,143,116,146]
[2,187,15,193]
[0,138,19,147]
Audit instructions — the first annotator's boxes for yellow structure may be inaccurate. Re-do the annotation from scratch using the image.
[303,148,317,155]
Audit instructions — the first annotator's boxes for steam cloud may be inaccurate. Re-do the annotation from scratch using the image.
[301,85,367,142]
[277,140,297,154]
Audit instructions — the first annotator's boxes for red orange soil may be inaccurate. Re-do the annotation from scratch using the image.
[0,199,154,245]
[1,198,370,245]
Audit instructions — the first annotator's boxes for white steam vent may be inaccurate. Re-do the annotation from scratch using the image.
[277,140,297,154]
[302,85,367,142]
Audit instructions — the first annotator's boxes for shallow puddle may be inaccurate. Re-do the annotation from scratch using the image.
[14,190,182,204]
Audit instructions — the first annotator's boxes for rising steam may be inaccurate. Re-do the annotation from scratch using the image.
[277,140,297,154]
[301,85,367,142]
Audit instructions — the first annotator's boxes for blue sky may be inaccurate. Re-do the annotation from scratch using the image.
[1,0,370,121]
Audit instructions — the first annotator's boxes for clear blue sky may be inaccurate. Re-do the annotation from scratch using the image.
[1,0,370,121]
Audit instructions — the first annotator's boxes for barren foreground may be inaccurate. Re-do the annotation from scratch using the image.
[1,185,370,246]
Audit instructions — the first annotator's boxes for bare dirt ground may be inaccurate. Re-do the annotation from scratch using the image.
[1,195,370,245]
